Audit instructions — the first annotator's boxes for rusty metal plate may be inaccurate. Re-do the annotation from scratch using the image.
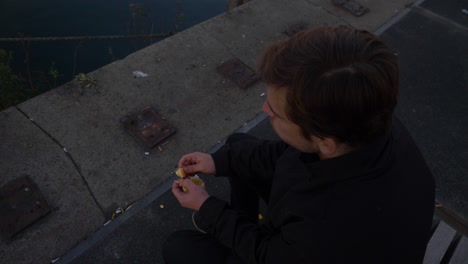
[217,58,260,89]
[0,175,50,240]
[122,106,177,149]
[332,0,369,17]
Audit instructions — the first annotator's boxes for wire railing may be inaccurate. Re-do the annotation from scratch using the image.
[0,33,172,42]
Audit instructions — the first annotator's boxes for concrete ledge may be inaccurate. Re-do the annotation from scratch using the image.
[308,0,415,32]
[200,0,344,67]
[17,23,267,215]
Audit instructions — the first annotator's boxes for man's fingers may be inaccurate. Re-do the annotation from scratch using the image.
[177,178,194,188]
[182,164,200,175]
[178,154,202,174]
[178,178,199,192]
[172,181,184,196]
[172,181,179,192]
[177,152,215,175]
[172,180,179,190]
[177,154,193,168]
[171,178,209,211]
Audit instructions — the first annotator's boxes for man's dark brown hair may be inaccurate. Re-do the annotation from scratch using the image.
[258,25,399,147]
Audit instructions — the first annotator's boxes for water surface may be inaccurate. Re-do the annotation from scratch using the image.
[0,0,226,90]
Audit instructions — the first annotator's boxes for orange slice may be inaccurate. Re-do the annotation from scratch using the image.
[175,168,186,178]
[182,175,205,193]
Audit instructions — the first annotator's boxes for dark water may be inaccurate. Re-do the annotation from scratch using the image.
[0,0,226,94]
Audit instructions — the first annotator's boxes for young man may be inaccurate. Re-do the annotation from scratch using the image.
[163,25,435,263]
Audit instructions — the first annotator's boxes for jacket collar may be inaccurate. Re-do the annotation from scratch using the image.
[301,129,394,189]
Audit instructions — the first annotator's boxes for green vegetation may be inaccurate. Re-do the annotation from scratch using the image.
[108,47,118,62]
[48,62,59,84]
[75,73,97,88]
[36,61,62,90]
[0,2,182,111]
[0,49,66,111]
[0,49,26,110]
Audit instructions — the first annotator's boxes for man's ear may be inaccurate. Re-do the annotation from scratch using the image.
[317,137,338,158]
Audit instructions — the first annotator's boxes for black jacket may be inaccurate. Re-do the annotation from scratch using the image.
[200,118,435,263]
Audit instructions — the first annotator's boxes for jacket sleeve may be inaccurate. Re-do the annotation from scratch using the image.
[211,138,288,185]
[199,196,316,264]
[203,138,306,263]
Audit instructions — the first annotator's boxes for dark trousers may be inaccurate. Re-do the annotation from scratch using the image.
[162,133,266,264]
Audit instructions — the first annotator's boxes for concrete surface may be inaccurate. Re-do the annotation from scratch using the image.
[311,0,416,32]
[381,6,468,218]
[200,0,343,68]
[1,0,467,263]
[421,0,468,28]
[0,108,104,264]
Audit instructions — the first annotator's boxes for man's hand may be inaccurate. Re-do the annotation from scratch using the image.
[172,179,210,211]
[178,152,216,175]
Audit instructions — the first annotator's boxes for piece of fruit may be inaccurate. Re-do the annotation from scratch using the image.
[182,175,205,193]
[175,168,186,178]
[190,175,205,188]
